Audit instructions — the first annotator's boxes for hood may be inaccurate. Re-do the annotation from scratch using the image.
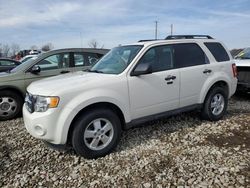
[234,59,250,67]
[0,71,22,82]
[27,71,116,96]
[0,72,9,77]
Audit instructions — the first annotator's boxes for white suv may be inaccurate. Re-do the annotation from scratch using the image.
[23,35,237,159]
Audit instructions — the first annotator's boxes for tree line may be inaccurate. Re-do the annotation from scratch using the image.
[0,42,54,58]
[0,39,104,58]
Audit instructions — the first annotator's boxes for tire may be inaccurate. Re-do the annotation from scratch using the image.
[72,108,122,159]
[201,87,228,121]
[0,90,23,121]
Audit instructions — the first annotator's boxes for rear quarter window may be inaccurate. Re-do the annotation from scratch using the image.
[204,42,230,62]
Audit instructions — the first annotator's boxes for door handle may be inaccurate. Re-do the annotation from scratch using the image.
[60,70,70,74]
[165,75,176,81]
[203,69,212,74]
[165,75,176,84]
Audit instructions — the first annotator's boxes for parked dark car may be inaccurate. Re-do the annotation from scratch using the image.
[234,47,250,93]
[0,58,21,72]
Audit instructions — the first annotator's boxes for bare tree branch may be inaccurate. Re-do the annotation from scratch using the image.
[11,43,20,57]
[2,44,11,57]
[41,43,54,52]
[88,39,104,49]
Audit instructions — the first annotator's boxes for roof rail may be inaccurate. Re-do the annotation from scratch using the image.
[138,39,158,42]
[165,35,213,40]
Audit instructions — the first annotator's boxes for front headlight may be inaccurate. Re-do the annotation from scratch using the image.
[34,96,60,112]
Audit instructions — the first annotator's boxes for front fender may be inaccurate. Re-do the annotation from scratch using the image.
[0,85,25,97]
[55,88,131,144]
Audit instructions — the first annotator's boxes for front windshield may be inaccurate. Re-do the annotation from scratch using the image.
[90,45,143,74]
[236,48,250,59]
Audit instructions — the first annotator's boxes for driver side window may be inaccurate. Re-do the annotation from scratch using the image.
[137,45,174,73]
[36,53,70,71]
[139,48,156,65]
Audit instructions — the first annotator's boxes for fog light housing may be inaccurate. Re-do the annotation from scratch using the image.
[34,125,46,136]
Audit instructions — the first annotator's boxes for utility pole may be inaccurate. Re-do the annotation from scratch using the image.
[170,24,173,35]
[155,21,158,39]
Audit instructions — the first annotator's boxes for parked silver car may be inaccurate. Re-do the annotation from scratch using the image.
[234,47,250,93]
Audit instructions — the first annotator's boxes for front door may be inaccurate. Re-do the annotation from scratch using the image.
[24,53,74,88]
[128,45,180,120]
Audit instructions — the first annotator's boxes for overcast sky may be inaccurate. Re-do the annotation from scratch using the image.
[0,0,250,50]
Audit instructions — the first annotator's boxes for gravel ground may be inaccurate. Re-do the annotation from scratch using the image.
[0,95,250,187]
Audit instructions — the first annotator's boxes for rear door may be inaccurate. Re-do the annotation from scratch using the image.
[24,53,74,87]
[174,43,210,107]
[73,52,102,72]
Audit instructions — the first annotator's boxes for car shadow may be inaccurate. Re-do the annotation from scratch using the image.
[116,111,204,152]
[115,104,249,153]
[233,92,250,101]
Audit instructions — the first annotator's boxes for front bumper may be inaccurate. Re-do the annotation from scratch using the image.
[236,66,250,92]
[23,105,68,145]
[237,82,250,92]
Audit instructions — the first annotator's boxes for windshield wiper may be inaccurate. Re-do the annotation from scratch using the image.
[85,69,103,73]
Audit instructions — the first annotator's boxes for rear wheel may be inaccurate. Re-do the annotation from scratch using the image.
[201,87,228,121]
[72,108,121,159]
[0,90,23,121]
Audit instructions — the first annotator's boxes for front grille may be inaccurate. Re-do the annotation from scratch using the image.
[237,66,250,83]
[25,93,35,113]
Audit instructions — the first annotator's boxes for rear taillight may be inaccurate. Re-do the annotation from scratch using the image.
[232,63,237,77]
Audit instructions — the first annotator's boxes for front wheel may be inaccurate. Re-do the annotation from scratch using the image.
[72,108,122,159]
[0,90,23,121]
[201,87,228,121]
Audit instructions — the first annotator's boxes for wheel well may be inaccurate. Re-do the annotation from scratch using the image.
[0,87,24,100]
[205,81,229,101]
[67,102,126,145]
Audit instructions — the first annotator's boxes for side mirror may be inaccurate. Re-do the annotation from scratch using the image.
[30,65,41,74]
[131,63,152,76]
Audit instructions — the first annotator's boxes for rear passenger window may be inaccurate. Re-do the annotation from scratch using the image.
[74,53,85,67]
[204,42,230,62]
[173,43,206,68]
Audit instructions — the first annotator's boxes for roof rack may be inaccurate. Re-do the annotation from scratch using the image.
[165,35,213,40]
[138,35,213,43]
